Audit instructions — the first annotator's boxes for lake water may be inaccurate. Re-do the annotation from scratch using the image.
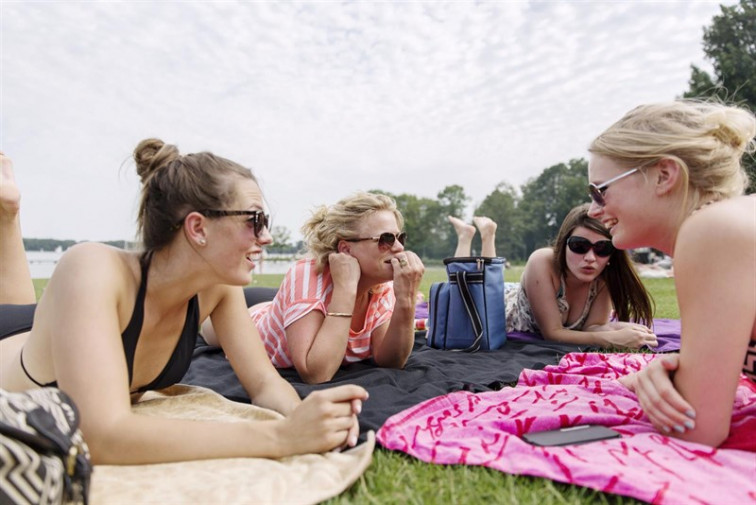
[26,250,296,279]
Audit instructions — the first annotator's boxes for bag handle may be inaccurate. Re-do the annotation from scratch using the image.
[451,271,483,352]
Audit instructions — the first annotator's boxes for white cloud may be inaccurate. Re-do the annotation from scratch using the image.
[1,0,728,242]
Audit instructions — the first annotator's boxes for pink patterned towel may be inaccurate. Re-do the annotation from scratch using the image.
[377,353,756,505]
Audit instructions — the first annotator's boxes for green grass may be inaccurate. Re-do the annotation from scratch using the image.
[32,269,678,504]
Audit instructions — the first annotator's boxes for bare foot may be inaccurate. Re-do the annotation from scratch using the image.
[447,216,475,241]
[0,153,21,217]
[473,216,497,240]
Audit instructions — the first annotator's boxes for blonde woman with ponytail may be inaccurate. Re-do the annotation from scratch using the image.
[587,100,756,449]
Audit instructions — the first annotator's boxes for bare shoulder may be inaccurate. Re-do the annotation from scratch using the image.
[527,247,554,265]
[675,195,756,246]
[198,283,242,317]
[51,242,139,290]
[522,247,558,286]
[676,196,755,274]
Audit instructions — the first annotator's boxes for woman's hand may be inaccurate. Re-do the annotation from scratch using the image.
[276,385,368,455]
[602,324,658,349]
[328,252,361,291]
[619,354,696,435]
[389,251,424,299]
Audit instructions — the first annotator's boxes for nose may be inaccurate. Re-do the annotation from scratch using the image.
[391,238,405,252]
[256,226,273,246]
[583,249,597,262]
[587,200,603,218]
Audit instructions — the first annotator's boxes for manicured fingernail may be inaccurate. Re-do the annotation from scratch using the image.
[661,425,671,433]
[673,425,686,434]
[684,420,695,430]
[349,435,358,447]
[685,410,696,419]
[355,401,362,414]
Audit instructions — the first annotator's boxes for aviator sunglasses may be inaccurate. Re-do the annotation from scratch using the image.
[566,236,614,257]
[346,232,407,249]
[199,209,271,236]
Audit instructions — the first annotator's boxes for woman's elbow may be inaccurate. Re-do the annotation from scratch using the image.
[81,423,129,465]
[296,364,336,385]
[670,424,729,448]
[373,350,410,369]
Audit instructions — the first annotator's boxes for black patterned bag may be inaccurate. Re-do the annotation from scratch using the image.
[0,388,91,505]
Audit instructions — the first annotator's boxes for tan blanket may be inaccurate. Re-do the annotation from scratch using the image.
[90,385,374,505]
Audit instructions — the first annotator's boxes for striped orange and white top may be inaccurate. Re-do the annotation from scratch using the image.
[250,258,395,368]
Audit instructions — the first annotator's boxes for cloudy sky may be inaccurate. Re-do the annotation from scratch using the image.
[1,1,733,242]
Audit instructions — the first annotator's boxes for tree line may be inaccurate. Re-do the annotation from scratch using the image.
[270,158,600,261]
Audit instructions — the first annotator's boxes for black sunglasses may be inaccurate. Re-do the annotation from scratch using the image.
[199,209,270,236]
[566,236,614,257]
[346,232,407,249]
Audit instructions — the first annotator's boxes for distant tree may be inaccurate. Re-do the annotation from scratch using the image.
[435,185,471,258]
[374,185,470,260]
[473,182,526,261]
[22,238,77,252]
[683,0,756,192]
[266,225,296,254]
[390,193,441,259]
[518,159,590,252]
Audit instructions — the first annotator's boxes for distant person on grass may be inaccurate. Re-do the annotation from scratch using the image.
[0,144,366,464]
[447,206,656,349]
[587,99,755,447]
[203,192,425,384]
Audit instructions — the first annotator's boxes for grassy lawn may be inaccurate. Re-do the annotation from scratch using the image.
[32,265,678,504]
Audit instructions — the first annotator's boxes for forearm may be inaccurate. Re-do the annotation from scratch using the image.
[540,326,610,347]
[373,300,415,367]
[298,316,351,383]
[247,373,302,416]
[85,412,287,465]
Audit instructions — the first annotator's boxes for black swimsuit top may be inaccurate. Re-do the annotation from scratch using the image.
[122,255,199,393]
[30,255,199,393]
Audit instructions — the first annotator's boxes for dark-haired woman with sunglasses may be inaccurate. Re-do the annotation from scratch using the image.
[0,146,367,464]
[449,206,656,349]
[588,100,756,449]
[204,191,424,384]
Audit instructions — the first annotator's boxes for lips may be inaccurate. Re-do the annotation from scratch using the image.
[246,251,261,269]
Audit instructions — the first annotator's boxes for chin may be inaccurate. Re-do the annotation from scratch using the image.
[229,270,252,286]
[610,231,632,251]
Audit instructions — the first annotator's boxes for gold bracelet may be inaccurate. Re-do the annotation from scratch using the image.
[326,312,353,318]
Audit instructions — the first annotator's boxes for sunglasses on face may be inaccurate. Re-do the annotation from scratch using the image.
[346,231,407,249]
[588,167,640,207]
[566,236,614,257]
[199,209,270,236]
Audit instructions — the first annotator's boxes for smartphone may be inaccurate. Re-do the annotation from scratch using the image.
[522,425,621,447]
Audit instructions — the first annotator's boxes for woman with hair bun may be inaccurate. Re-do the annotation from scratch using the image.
[587,99,756,448]
[203,191,424,384]
[0,141,367,464]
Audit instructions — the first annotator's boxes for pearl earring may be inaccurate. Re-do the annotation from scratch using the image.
[199,239,207,246]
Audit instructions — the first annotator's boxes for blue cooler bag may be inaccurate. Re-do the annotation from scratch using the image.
[427,256,506,352]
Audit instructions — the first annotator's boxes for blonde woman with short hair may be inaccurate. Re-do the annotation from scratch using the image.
[205,192,424,384]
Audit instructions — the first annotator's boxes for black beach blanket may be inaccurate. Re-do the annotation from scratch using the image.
[183,334,591,436]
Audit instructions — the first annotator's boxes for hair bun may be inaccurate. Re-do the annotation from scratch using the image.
[134,138,180,183]
[710,123,743,149]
